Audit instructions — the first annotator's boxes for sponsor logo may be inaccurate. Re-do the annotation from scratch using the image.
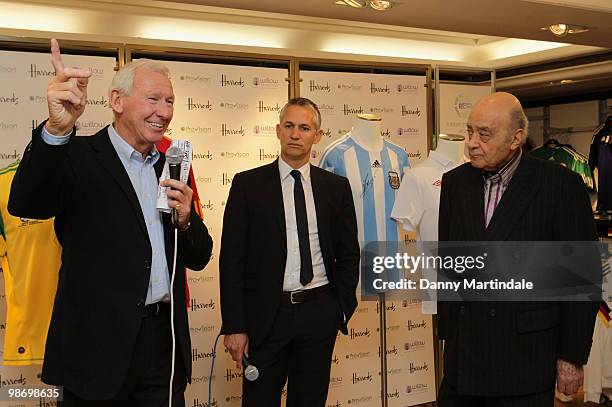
[29,95,47,104]
[387,389,400,399]
[193,150,213,160]
[318,103,335,115]
[329,376,343,387]
[221,151,249,159]
[337,83,362,91]
[85,96,108,107]
[75,121,106,131]
[349,327,371,339]
[378,345,398,357]
[369,106,394,115]
[387,367,402,375]
[188,275,214,284]
[0,150,21,161]
[219,101,248,110]
[408,150,423,160]
[258,100,281,113]
[405,340,426,352]
[348,395,373,405]
[252,76,281,88]
[407,319,427,331]
[402,299,420,307]
[38,399,58,407]
[190,298,216,312]
[195,176,213,184]
[18,218,42,227]
[220,173,233,186]
[0,93,18,105]
[354,306,369,314]
[370,82,390,94]
[454,93,474,118]
[0,122,17,130]
[401,105,421,117]
[221,124,245,137]
[0,373,26,387]
[225,395,242,403]
[259,149,280,161]
[371,160,381,168]
[376,302,396,313]
[345,351,370,360]
[396,127,419,137]
[406,383,429,394]
[180,74,212,84]
[343,104,364,116]
[253,124,276,136]
[409,361,429,374]
[331,354,340,365]
[0,65,16,74]
[352,371,373,384]
[432,179,442,187]
[31,119,41,130]
[187,98,213,111]
[309,80,331,93]
[181,126,212,135]
[192,348,215,362]
[189,324,216,335]
[191,375,215,384]
[220,74,245,87]
[326,402,342,407]
[225,369,243,382]
[28,64,54,78]
[201,200,214,211]
[397,83,419,94]
[322,128,332,138]
[380,128,391,138]
[191,398,218,407]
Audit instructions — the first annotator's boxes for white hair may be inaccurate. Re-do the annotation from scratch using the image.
[109,59,170,96]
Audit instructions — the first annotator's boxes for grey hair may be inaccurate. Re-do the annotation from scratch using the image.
[509,104,529,144]
[279,97,322,129]
[109,59,170,96]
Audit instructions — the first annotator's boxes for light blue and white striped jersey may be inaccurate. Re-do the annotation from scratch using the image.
[318,134,410,245]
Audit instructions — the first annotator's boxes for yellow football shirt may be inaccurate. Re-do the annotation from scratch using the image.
[0,161,60,365]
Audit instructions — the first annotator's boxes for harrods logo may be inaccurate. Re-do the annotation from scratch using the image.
[331,354,340,365]
[380,128,391,138]
[182,126,212,135]
[187,98,213,111]
[191,397,218,407]
[0,122,17,130]
[352,371,373,385]
[0,150,20,161]
[407,319,427,331]
[192,348,215,362]
[201,200,214,211]
[376,302,396,313]
[0,65,16,74]
[387,389,400,399]
[258,100,281,113]
[220,173,233,186]
[323,128,332,138]
[31,119,41,130]
[225,369,243,382]
[180,74,211,84]
[402,105,422,117]
[349,327,371,340]
[378,345,398,357]
[326,401,342,407]
[370,82,390,94]
[189,298,216,312]
[220,74,245,87]
[259,149,280,161]
[38,399,58,407]
[309,80,331,93]
[219,102,248,110]
[0,93,18,105]
[409,362,429,374]
[408,150,423,160]
[0,373,26,387]
[221,124,245,137]
[28,64,54,78]
[193,151,213,160]
[343,104,364,116]
[252,76,281,88]
[397,83,419,94]
[85,96,108,107]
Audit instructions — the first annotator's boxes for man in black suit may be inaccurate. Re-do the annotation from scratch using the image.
[8,39,213,406]
[220,97,360,406]
[437,92,599,406]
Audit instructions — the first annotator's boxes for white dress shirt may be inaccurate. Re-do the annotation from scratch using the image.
[278,158,328,292]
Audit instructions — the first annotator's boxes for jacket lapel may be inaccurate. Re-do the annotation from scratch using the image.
[265,160,287,240]
[484,155,539,241]
[89,127,149,239]
[464,165,486,240]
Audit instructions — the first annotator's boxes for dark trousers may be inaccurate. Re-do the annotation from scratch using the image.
[242,288,341,407]
[438,377,555,407]
[59,305,187,407]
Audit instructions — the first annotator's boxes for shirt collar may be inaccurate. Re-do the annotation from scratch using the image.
[278,157,310,182]
[483,148,522,186]
[108,124,159,164]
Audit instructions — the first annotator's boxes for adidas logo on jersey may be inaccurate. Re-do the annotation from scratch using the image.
[371,160,382,168]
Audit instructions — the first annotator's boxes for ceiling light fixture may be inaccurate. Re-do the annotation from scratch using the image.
[335,0,392,11]
[540,23,589,37]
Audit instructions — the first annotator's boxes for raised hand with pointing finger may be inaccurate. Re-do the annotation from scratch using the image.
[45,38,92,137]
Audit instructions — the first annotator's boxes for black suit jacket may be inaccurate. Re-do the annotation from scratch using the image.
[438,154,599,396]
[8,124,213,400]
[219,160,359,348]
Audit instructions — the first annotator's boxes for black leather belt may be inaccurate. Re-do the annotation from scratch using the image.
[143,302,170,318]
[281,284,330,305]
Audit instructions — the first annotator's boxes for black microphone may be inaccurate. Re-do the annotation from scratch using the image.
[242,355,259,381]
[165,146,184,227]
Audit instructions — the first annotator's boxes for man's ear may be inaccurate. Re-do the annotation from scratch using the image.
[511,128,524,150]
[313,128,324,145]
[109,89,123,114]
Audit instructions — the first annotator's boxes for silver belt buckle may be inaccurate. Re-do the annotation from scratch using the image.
[290,291,301,304]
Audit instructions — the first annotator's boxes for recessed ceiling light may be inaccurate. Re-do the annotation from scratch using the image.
[341,0,368,8]
[334,0,392,10]
[369,0,392,10]
[540,23,589,37]
[560,79,574,84]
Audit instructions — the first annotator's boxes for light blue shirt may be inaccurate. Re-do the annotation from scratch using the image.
[42,125,171,304]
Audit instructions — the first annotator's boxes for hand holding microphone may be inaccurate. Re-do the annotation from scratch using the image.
[162,146,193,230]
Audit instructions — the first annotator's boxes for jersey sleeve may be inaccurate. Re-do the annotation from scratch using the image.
[390,169,423,232]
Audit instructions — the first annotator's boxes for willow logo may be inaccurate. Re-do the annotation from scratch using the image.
[258,100,281,113]
[221,124,245,137]
[195,176,212,184]
[406,383,428,394]
[397,84,419,94]
[0,93,18,105]
[370,82,390,94]
[220,74,244,87]
[225,395,242,403]
[30,95,47,104]
[253,124,276,136]
[76,121,106,132]
[189,298,215,312]
[86,67,106,80]
[404,340,426,351]
[28,64,54,78]
[343,104,364,116]
[192,348,215,362]
[187,98,213,111]
[401,106,421,117]
[407,319,427,331]
[352,371,373,384]
[252,77,280,88]
[396,127,419,137]
[309,80,331,93]
[318,103,335,115]
[192,151,213,160]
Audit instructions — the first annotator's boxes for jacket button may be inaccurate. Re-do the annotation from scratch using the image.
[144,261,151,271]
[459,305,465,315]
[137,300,144,307]
[489,308,496,317]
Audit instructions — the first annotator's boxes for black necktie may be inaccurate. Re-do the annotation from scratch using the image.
[290,170,314,286]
